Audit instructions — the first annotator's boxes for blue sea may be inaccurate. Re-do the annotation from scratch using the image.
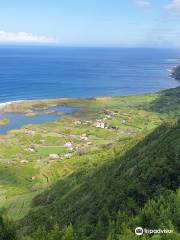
[0,46,180,103]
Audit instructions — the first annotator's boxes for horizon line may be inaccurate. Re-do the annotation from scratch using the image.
[0,44,179,50]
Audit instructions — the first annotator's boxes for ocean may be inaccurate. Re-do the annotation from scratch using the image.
[0,46,180,103]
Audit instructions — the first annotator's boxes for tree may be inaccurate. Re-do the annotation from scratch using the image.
[0,215,17,240]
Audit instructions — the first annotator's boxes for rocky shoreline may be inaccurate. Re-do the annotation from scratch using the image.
[170,65,180,80]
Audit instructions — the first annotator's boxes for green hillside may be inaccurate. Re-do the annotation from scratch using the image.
[0,87,180,239]
[20,120,180,240]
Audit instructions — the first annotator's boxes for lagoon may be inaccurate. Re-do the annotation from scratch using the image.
[0,106,76,135]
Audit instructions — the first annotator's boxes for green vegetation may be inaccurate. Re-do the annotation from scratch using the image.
[0,214,16,240]
[0,118,10,126]
[0,87,180,239]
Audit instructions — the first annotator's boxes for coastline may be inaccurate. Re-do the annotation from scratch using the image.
[0,85,179,135]
[0,97,97,113]
[0,100,26,110]
[0,87,177,113]
[0,62,180,114]
[170,65,180,80]
[0,62,179,113]
[0,61,180,116]
[0,99,57,113]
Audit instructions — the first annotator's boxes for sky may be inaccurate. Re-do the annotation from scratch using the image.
[0,0,180,47]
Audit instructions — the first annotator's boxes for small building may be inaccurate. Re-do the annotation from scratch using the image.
[64,153,73,159]
[49,154,59,160]
[74,120,82,125]
[64,142,73,148]
[95,120,108,129]
[27,148,35,153]
[20,160,29,164]
[80,134,88,141]
[24,128,35,136]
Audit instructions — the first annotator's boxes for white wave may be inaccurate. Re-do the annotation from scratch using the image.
[0,100,25,110]
[167,58,180,62]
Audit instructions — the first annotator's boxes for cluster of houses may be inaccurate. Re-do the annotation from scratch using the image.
[73,109,124,130]
[17,109,129,167]
[73,109,129,131]
[38,142,75,161]
[47,132,93,161]
[21,133,92,166]
[74,119,108,129]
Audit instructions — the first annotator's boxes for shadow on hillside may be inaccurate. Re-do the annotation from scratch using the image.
[144,87,180,115]
[19,120,180,238]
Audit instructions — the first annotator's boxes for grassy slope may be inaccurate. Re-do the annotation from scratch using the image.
[20,120,180,239]
[0,87,180,239]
